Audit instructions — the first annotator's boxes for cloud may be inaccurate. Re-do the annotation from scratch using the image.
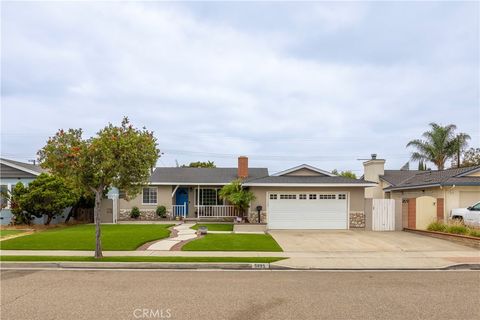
[1,1,478,173]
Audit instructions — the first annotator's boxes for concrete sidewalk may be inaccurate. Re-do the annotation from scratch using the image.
[1,249,478,269]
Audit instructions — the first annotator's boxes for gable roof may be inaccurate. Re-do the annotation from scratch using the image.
[0,158,45,177]
[149,167,269,185]
[243,175,376,187]
[380,170,422,185]
[384,165,480,191]
[272,164,335,177]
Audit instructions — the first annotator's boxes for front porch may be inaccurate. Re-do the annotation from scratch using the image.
[171,185,238,220]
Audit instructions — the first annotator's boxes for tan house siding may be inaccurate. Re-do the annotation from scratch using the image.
[390,186,480,220]
[119,186,172,211]
[363,159,385,198]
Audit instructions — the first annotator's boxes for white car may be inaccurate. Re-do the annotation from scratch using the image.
[451,201,480,227]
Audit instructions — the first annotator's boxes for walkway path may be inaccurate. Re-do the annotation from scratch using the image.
[146,223,197,251]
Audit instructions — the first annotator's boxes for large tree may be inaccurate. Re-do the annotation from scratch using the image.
[38,117,159,258]
[183,161,216,168]
[406,123,470,170]
[461,148,480,167]
[331,169,357,179]
[20,173,77,225]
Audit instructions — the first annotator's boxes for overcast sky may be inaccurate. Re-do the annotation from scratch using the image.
[1,1,479,174]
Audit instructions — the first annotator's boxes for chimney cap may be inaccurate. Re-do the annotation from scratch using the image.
[371,153,377,160]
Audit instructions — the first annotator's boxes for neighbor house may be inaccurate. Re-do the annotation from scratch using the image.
[0,158,46,225]
[101,157,376,230]
[362,155,480,229]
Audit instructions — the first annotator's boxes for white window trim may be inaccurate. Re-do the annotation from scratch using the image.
[142,187,158,205]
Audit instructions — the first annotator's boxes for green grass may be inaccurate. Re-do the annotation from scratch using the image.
[0,224,173,250]
[191,223,233,232]
[181,234,283,252]
[0,230,28,238]
[0,255,285,263]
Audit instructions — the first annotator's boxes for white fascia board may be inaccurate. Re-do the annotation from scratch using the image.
[243,183,377,187]
[148,182,228,186]
[383,183,440,191]
[0,159,42,176]
[272,164,335,177]
[456,167,480,177]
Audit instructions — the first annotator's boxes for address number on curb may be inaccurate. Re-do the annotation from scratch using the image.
[252,263,269,269]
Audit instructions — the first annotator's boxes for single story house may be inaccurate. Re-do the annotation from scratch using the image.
[362,155,480,229]
[0,158,70,225]
[101,157,376,230]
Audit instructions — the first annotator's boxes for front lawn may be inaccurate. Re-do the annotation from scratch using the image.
[191,223,233,232]
[0,230,28,239]
[0,224,173,251]
[0,255,285,263]
[181,234,283,252]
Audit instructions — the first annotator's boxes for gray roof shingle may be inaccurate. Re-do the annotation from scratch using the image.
[149,167,268,184]
[384,165,480,190]
[380,170,422,185]
[0,158,45,175]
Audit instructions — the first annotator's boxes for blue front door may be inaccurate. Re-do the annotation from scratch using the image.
[175,188,189,214]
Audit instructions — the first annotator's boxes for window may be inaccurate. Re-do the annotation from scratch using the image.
[280,194,296,200]
[309,194,317,200]
[0,185,8,209]
[319,194,336,200]
[338,194,346,200]
[119,190,126,199]
[269,194,277,200]
[299,194,307,200]
[195,188,223,205]
[142,187,157,204]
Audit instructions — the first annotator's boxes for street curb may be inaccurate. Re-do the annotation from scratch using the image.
[1,262,479,271]
[0,261,273,270]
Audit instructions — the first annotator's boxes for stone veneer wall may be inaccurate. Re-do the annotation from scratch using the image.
[119,209,172,221]
[349,211,365,228]
[247,211,267,224]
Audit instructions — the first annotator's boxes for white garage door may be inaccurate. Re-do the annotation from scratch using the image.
[267,193,348,229]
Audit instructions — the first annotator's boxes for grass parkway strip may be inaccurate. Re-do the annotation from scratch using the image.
[181,234,283,252]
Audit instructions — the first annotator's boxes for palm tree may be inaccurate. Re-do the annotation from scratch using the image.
[406,123,470,170]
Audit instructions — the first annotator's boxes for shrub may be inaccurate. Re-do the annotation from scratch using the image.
[446,224,468,235]
[156,205,167,218]
[130,207,140,219]
[427,221,447,232]
[468,229,480,238]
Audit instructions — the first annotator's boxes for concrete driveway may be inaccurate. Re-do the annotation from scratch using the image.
[269,230,477,252]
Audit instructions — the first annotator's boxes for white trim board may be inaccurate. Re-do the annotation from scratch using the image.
[272,164,335,177]
[243,183,376,187]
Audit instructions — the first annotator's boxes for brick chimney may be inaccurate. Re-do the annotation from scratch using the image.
[238,156,249,179]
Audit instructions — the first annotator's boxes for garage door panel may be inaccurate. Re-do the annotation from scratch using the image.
[268,193,348,230]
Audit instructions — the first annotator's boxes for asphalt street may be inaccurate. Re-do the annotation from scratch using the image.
[1,269,479,320]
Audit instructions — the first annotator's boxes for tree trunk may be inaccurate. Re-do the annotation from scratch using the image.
[94,188,103,259]
[65,204,77,223]
[45,214,52,225]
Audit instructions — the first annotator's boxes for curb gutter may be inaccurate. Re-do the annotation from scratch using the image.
[1,262,479,271]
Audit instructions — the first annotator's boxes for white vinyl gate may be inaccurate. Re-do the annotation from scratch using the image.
[372,199,395,231]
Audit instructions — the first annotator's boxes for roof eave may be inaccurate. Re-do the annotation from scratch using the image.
[243,183,377,187]
[0,159,43,176]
